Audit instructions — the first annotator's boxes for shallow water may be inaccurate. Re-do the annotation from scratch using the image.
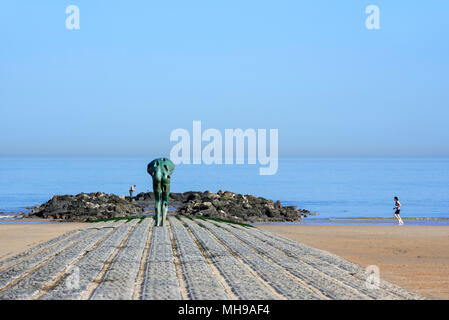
[254,218,449,226]
[1,157,448,224]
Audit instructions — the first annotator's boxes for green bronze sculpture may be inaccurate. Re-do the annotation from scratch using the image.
[147,158,175,226]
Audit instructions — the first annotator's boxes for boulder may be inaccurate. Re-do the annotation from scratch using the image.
[34,192,143,222]
[174,191,308,223]
[33,190,312,224]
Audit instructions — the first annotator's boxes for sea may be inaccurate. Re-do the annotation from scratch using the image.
[1,157,448,225]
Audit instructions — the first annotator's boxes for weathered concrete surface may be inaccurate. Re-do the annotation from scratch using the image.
[141,220,180,300]
[0,217,424,300]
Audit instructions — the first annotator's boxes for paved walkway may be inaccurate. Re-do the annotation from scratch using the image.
[0,217,423,300]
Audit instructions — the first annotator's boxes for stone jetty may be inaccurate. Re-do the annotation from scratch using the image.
[31,190,311,223]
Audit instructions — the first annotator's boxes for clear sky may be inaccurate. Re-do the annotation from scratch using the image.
[1,1,448,157]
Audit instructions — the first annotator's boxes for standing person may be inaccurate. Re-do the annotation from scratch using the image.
[393,196,404,225]
[129,185,136,199]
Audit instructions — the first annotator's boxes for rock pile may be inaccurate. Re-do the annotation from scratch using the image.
[175,190,309,223]
[32,190,311,223]
[34,192,143,222]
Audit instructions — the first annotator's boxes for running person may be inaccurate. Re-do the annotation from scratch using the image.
[393,196,404,225]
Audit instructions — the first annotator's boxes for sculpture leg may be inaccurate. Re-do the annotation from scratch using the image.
[153,174,162,226]
[161,175,171,226]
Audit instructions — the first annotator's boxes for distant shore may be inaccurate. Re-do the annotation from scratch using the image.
[258,224,449,299]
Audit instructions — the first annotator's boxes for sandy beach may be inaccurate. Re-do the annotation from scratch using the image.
[258,225,449,300]
[0,220,88,262]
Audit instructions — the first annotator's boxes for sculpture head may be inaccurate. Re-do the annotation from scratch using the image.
[147,158,174,178]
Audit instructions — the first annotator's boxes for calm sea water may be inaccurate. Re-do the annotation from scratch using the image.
[1,157,449,224]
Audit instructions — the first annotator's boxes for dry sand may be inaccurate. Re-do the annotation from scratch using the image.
[258,225,449,300]
[0,220,88,262]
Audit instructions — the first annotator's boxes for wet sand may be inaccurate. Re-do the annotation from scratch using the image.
[0,220,88,262]
[258,225,449,300]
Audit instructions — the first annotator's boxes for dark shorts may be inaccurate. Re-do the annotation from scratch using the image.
[394,209,400,215]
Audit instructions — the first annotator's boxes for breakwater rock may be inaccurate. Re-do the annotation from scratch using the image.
[34,192,143,222]
[135,190,309,223]
[33,191,310,223]
[178,190,308,223]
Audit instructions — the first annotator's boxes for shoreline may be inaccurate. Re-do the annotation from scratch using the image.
[258,224,449,299]
[253,217,449,226]
[2,215,449,226]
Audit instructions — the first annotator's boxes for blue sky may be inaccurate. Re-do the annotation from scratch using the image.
[1,1,448,157]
